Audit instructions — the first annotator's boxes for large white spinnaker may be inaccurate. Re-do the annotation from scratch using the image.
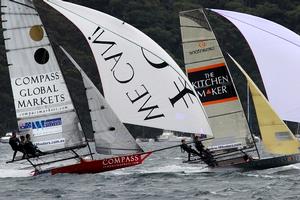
[179,9,251,150]
[1,0,85,151]
[44,0,213,136]
[211,9,300,123]
[60,46,143,155]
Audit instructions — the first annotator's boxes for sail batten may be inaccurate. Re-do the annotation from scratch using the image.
[180,9,251,149]
[2,12,38,15]
[3,26,43,31]
[45,0,213,136]
[5,44,51,51]
[208,110,244,119]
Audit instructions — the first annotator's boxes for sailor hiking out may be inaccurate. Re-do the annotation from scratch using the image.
[24,134,44,157]
[194,136,217,167]
[180,139,202,161]
[8,131,25,161]
[180,137,217,167]
[8,131,44,161]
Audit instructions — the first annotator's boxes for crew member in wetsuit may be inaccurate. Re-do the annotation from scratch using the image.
[24,134,44,156]
[9,131,25,161]
[19,135,27,159]
[243,154,253,162]
[180,139,201,161]
[194,136,205,157]
[194,136,217,167]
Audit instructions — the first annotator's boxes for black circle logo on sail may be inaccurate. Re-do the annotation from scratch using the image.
[34,48,49,64]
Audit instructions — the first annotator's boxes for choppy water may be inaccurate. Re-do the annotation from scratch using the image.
[0,142,300,200]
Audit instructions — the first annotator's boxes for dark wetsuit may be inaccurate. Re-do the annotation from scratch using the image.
[194,140,217,167]
[9,137,20,151]
[202,149,217,167]
[9,137,25,161]
[24,141,43,156]
[24,141,36,156]
[195,140,205,157]
[181,143,201,161]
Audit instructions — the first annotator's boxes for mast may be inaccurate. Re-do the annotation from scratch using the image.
[60,46,143,155]
[247,83,250,122]
[41,24,94,158]
[55,48,93,159]
[246,81,261,159]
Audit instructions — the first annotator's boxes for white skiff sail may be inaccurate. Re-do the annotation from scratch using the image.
[179,9,251,150]
[1,0,85,152]
[44,0,213,137]
[211,9,300,124]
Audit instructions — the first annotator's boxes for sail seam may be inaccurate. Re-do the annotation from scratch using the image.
[180,25,207,29]
[2,12,38,15]
[185,56,224,65]
[16,108,76,120]
[208,110,244,119]
[6,43,51,52]
[8,0,36,10]
[219,12,300,48]
[3,25,43,31]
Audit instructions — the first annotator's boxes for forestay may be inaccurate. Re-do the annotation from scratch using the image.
[60,46,143,155]
[1,0,85,151]
[229,54,300,155]
[211,9,300,123]
[44,0,212,136]
[179,9,251,150]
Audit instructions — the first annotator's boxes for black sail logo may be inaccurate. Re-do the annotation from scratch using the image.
[187,63,237,105]
[88,26,199,121]
[88,27,165,121]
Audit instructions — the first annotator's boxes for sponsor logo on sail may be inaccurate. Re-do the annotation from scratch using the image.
[189,40,215,55]
[87,26,198,121]
[34,138,65,146]
[19,118,62,136]
[209,142,242,151]
[198,40,206,48]
[187,63,237,105]
[12,71,73,118]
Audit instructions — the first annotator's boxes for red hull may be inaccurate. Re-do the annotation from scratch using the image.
[50,152,152,175]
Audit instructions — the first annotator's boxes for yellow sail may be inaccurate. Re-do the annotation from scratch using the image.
[228,54,300,155]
